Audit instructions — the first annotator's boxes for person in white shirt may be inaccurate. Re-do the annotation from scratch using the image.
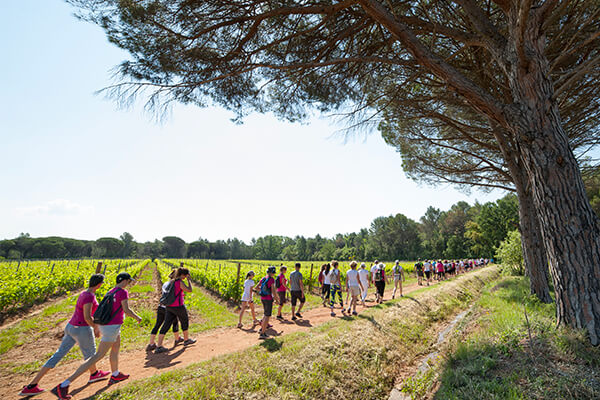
[391,260,405,299]
[238,271,260,328]
[345,261,364,315]
[370,260,380,284]
[357,263,370,306]
[322,263,332,306]
[423,261,432,286]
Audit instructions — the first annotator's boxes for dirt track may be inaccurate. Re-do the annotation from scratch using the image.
[3,276,453,399]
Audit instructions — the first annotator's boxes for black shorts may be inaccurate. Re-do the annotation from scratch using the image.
[261,299,274,317]
[417,270,424,277]
[425,271,431,279]
[290,290,305,306]
[375,281,385,296]
[278,291,286,304]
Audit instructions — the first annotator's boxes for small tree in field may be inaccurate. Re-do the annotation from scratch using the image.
[496,230,524,276]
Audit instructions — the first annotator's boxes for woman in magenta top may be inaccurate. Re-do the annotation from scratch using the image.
[275,266,289,320]
[20,274,110,398]
[154,267,196,354]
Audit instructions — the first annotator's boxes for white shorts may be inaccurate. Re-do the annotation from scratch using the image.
[349,286,361,297]
[99,324,121,343]
[394,275,402,282]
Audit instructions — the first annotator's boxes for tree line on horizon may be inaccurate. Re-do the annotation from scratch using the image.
[0,193,553,262]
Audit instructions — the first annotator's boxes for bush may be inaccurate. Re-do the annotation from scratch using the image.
[495,230,524,275]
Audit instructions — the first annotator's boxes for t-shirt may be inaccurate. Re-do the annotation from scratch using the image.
[289,271,303,291]
[107,288,129,326]
[424,262,431,272]
[242,279,254,301]
[159,281,171,308]
[358,268,369,284]
[260,277,275,301]
[69,290,98,327]
[323,270,332,285]
[346,269,360,287]
[415,263,423,272]
[393,265,403,276]
[168,280,186,307]
[372,265,385,281]
[276,273,287,292]
[329,268,341,285]
[437,263,444,272]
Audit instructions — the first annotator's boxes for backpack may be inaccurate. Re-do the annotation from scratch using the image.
[275,274,282,289]
[93,288,122,325]
[159,280,181,306]
[375,268,384,281]
[259,277,271,297]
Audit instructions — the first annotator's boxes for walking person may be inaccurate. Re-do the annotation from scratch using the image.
[321,263,332,306]
[238,271,260,328]
[373,263,387,304]
[414,259,424,286]
[258,266,279,339]
[370,260,379,286]
[358,262,370,306]
[154,268,196,353]
[391,260,405,299]
[51,273,142,400]
[146,268,181,351]
[289,263,306,320]
[20,274,110,397]
[345,261,364,315]
[423,260,432,286]
[275,266,289,320]
[329,261,344,316]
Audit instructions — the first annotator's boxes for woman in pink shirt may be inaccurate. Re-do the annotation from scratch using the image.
[20,274,110,398]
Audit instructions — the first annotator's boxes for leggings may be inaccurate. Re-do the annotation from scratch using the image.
[159,305,189,334]
[329,285,343,306]
[151,305,179,335]
[322,284,331,300]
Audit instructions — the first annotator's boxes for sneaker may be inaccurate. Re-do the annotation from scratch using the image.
[330,312,336,317]
[154,346,169,354]
[258,333,269,339]
[184,338,197,346]
[174,337,184,345]
[352,311,358,316]
[50,385,71,400]
[291,316,297,321]
[19,385,45,397]
[295,313,303,318]
[276,315,284,320]
[88,370,110,383]
[237,323,243,328]
[108,372,129,385]
[145,343,157,351]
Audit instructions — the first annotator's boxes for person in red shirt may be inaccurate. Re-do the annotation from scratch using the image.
[19,274,109,398]
[52,273,141,400]
[257,266,279,339]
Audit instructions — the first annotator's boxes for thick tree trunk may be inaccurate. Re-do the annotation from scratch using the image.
[507,20,600,344]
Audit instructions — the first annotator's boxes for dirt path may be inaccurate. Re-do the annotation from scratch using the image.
[4,274,468,399]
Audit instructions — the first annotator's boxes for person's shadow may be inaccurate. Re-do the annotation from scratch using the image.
[143,346,186,369]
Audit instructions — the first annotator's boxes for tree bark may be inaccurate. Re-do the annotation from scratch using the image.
[507,17,600,344]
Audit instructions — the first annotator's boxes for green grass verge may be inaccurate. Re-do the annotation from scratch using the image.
[94,267,500,400]
[435,276,600,400]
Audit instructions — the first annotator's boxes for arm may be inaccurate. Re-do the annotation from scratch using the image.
[299,279,305,296]
[180,277,193,293]
[83,302,99,337]
[121,299,142,322]
[271,281,279,304]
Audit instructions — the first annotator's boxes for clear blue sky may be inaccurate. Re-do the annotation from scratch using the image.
[0,1,503,243]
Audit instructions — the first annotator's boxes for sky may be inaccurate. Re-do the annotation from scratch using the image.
[0,1,504,244]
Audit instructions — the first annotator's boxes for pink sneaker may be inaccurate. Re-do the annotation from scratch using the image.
[108,372,130,385]
[50,385,71,400]
[88,370,111,383]
[19,384,45,397]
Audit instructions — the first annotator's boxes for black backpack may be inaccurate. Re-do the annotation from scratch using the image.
[93,288,123,325]
[159,280,181,306]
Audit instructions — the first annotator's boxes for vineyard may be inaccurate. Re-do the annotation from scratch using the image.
[0,259,150,314]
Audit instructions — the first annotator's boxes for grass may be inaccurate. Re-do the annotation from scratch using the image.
[434,275,600,400]
[94,267,500,400]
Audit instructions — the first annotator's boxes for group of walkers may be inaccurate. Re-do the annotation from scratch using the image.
[20,264,197,399]
[19,258,488,398]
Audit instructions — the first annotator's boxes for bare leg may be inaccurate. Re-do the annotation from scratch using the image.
[109,336,120,373]
[65,341,113,384]
[238,302,247,325]
[249,303,258,323]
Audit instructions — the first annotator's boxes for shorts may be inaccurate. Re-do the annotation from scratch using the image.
[393,275,402,282]
[348,286,361,297]
[241,299,254,304]
[261,299,274,317]
[290,290,305,306]
[278,291,286,304]
[375,281,385,297]
[417,271,424,277]
[99,324,121,343]
[425,271,431,279]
